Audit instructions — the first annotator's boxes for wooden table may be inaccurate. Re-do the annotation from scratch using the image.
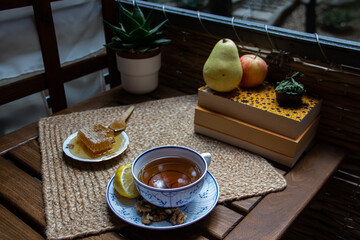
[0,84,347,240]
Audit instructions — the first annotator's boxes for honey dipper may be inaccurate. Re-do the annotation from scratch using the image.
[109,105,135,132]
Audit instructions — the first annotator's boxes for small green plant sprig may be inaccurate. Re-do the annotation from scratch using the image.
[321,8,351,30]
[104,1,171,53]
[275,72,305,95]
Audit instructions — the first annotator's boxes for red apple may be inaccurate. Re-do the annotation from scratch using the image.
[239,54,268,88]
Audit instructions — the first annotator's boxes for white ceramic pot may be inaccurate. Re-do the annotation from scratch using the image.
[116,51,161,94]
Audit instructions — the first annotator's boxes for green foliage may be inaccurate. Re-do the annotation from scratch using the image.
[275,72,305,94]
[321,8,351,29]
[104,1,170,53]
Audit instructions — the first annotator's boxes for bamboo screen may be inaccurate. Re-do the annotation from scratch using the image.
[161,25,360,162]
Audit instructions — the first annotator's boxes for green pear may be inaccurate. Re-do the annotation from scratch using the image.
[203,39,243,92]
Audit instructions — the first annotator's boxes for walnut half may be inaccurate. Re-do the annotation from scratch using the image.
[135,200,186,225]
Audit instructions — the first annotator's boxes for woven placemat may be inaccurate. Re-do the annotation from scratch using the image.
[39,95,286,240]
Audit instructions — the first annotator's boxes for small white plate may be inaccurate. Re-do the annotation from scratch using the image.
[63,131,129,162]
[106,171,219,230]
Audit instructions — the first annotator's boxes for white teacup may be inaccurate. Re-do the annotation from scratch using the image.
[131,146,211,208]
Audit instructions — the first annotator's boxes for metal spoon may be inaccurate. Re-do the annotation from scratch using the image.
[109,105,135,132]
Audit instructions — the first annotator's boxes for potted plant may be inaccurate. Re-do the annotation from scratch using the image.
[275,72,306,107]
[104,1,170,94]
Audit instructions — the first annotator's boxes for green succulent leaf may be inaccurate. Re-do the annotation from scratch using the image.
[104,20,129,40]
[104,41,127,52]
[134,46,149,53]
[122,43,136,48]
[137,47,151,53]
[153,39,171,46]
[104,1,171,53]
[142,10,153,31]
[275,72,305,94]
[148,19,168,36]
[118,2,141,33]
[128,27,150,42]
[111,36,122,43]
[140,20,167,42]
[155,31,164,36]
[116,1,132,16]
[131,1,145,26]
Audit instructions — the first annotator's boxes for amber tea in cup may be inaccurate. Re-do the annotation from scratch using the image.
[132,146,211,207]
[138,157,201,189]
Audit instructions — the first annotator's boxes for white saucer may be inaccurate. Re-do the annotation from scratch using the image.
[63,131,129,162]
[106,171,219,230]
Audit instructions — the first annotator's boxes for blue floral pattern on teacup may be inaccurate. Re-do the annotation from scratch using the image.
[106,172,219,230]
[135,177,205,208]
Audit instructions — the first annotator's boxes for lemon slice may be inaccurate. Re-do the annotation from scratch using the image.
[113,164,139,198]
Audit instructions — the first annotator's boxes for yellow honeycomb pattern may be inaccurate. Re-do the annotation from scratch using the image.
[199,83,321,122]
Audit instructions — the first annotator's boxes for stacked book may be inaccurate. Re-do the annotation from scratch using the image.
[194,83,322,167]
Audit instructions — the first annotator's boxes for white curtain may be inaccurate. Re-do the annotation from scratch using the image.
[0,0,108,136]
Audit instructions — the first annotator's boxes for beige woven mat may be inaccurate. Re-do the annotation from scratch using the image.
[39,95,286,240]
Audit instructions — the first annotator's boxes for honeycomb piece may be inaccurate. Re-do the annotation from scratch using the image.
[77,124,115,157]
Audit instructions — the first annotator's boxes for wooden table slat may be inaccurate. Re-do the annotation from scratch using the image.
[0,122,38,155]
[7,139,42,178]
[230,196,262,214]
[197,205,243,240]
[275,167,287,176]
[224,141,348,240]
[0,204,44,240]
[81,231,128,240]
[120,225,210,240]
[229,168,285,214]
[0,156,45,230]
